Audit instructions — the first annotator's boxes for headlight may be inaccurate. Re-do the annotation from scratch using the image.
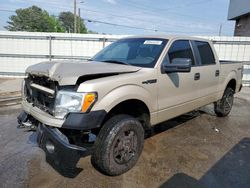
[54,91,97,119]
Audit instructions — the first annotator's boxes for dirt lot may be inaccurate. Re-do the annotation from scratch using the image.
[0,88,250,188]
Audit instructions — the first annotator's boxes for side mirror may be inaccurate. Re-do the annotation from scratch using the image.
[163,58,192,73]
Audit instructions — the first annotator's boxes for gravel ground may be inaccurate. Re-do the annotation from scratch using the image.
[0,78,22,94]
[0,88,250,188]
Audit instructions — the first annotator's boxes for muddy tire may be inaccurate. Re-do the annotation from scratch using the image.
[214,87,234,117]
[91,114,144,176]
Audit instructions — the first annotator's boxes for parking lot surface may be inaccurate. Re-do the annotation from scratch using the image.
[0,88,250,188]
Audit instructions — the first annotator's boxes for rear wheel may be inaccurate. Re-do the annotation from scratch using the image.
[214,87,234,117]
[91,114,144,176]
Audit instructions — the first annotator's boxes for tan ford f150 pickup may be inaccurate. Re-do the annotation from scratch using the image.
[18,36,243,176]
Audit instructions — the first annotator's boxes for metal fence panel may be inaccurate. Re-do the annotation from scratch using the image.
[0,31,249,85]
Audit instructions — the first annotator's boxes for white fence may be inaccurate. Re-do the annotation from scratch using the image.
[0,31,123,75]
[0,31,249,85]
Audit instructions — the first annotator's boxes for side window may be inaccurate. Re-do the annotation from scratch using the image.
[195,41,215,65]
[168,40,195,65]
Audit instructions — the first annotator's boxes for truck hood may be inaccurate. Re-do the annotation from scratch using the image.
[26,60,141,85]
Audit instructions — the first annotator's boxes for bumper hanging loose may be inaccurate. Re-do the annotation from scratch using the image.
[36,124,90,173]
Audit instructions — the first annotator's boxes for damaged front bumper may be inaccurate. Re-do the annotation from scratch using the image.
[21,100,64,128]
[21,99,106,130]
[18,100,106,176]
[37,124,90,174]
[18,110,91,176]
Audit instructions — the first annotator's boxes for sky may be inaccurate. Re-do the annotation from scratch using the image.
[0,0,235,36]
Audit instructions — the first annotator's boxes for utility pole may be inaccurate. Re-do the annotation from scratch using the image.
[78,8,81,33]
[219,24,222,36]
[74,0,77,33]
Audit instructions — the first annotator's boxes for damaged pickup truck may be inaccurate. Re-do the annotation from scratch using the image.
[18,36,243,176]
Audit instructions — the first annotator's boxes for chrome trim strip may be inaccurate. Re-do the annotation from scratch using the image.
[30,83,55,95]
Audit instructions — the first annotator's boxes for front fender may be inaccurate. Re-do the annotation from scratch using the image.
[92,84,157,113]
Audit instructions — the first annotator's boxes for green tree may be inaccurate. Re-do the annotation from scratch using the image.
[59,11,87,33]
[46,15,65,32]
[5,6,65,32]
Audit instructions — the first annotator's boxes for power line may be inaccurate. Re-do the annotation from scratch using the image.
[10,0,215,23]
[81,0,220,30]
[120,0,214,21]
[2,0,220,30]
[1,0,216,23]
[0,8,218,34]
[81,8,192,28]
[84,17,217,34]
[67,5,220,33]
[1,0,159,25]
[85,18,158,32]
[0,8,158,32]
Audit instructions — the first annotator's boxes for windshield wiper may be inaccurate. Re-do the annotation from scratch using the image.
[102,60,130,66]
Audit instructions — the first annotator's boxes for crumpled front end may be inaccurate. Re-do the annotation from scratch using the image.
[18,73,106,176]
[23,75,57,116]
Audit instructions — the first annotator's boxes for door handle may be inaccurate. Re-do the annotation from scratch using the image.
[194,73,200,80]
[215,70,220,77]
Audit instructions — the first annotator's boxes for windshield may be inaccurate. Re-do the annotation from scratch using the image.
[91,38,168,68]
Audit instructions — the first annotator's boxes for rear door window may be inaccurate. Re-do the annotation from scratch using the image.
[195,41,215,65]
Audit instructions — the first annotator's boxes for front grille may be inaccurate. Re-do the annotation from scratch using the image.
[24,75,58,115]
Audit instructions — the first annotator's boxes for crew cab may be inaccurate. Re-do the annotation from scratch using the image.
[18,36,243,176]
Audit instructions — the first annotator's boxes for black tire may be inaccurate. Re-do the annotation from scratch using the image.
[214,87,234,117]
[91,114,144,176]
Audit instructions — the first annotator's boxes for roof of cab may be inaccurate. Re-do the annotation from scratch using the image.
[121,35,211,42]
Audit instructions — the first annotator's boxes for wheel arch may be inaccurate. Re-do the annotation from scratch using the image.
[222,70,237,93]
[92,84,156,128]
[225,79,236,92]
[102,99,151,130]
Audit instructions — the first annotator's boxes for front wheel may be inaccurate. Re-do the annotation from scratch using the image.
[214,87,234,117]
[91,114,144,176]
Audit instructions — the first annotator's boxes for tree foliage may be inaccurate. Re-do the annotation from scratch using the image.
[5,6,95,34]
[5,6,65,32]
[59,11,87,33]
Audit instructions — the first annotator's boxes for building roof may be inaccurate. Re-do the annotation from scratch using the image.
[228,0,250,20]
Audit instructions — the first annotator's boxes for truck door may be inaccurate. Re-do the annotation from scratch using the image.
[191,41,220,103]
[157,40,201,122]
